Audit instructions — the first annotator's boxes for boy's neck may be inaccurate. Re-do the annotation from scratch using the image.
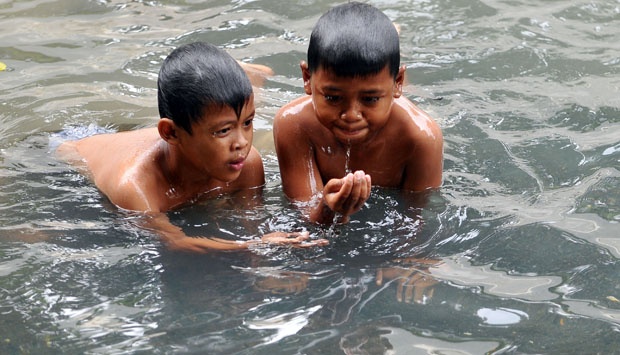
[158,141,215,196]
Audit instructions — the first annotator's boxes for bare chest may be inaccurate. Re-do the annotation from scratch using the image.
[313,143,409,188]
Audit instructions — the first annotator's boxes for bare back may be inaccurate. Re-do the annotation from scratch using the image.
[56,127,265,212]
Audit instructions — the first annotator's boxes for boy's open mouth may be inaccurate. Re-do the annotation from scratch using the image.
[229,157,246,171]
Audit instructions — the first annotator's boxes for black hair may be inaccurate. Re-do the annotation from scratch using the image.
[307,2,400,78]
[157,42,253,134]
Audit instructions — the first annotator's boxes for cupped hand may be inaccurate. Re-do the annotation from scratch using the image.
[323,170,371,217]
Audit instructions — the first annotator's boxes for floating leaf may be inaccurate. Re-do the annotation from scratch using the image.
[606,295,620,303]
[0,61,6,71]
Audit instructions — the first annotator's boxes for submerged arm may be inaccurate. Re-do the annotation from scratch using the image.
[143,212,326,254]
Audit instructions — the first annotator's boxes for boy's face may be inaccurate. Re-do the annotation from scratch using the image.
[175,95,255,183]
[302,63,404,145]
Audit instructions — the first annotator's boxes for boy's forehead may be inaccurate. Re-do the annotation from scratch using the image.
[313,65,393,83]
[200,96,255,122]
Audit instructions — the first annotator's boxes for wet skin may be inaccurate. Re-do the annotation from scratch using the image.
[274,63,443,224]
[57,95,328,252]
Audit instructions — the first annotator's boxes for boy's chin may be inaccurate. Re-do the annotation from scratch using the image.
[334,131,368,145]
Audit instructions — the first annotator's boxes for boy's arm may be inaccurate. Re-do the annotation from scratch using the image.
[273,107,329,221]
[144,212,327,253]
[403,114,444,192]
[273,104,370,224]
[237,61,273,87]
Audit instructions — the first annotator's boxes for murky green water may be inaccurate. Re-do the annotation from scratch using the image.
[1,0,619,353]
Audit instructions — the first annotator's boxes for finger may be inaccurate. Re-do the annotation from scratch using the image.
[376,269,383,286]
[291,233,310,243]
[291,231,310,239]
[324,176,345,194]
[346,172,364,211]
[401,272,422,303]
[363,173,372,199]
[339,174,354,197]
[333,175,354,212]
[315,238,330,246]
[295,239,329,248]
[352,181,369,211]
[414,284,427,304]
[396,279,404,302]
[413,279,434,304]
[404,282,414,304]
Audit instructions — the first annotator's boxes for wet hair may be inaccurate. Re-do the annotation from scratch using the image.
[307,2,400,78]
[157,42,252,134]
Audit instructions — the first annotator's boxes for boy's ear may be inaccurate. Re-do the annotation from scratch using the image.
[393,65,406,98]
[300,61,312,95]
[158,118,180,145]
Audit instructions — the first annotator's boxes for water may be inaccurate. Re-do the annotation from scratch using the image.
[1,0,619,353]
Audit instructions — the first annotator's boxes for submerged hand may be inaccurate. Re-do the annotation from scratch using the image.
[376,266,437,304]
[254,271,310,294]
[323,170,371,218]
[260,231,329,248]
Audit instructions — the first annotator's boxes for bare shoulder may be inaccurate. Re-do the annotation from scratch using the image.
[274,96,314,126]
[274,96,317,144]
[392,97,444,190]
[396,97,442,134]
[391,97,443,148]
[57,128,164,210]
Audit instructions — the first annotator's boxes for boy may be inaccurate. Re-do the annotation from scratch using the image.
[273,2,443,225]
[57,42,327,252]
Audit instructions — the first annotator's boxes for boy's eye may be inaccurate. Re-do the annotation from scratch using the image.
[362,96,380,104]
[243,118,254,128]
[324,95,340,102]
[213,127,231,137]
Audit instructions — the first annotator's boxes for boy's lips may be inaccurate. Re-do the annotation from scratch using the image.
[229,157,246,171]
[334,124,367,139]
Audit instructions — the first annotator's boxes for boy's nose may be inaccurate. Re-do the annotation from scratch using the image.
[233,131,249,150]
[340,104,362,121]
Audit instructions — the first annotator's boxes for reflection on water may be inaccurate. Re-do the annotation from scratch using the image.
[1,0,620,353]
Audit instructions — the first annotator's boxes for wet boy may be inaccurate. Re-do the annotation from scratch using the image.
[273,2,443,225]
[57,42,326,252]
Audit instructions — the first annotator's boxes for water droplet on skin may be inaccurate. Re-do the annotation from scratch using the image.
[344,142,351,175]
[165,186,178,198]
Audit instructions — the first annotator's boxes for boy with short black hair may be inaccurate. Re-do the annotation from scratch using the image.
[273,2,443,225]
[58,42,327,252]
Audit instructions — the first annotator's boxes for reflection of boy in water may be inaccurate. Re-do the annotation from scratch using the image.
[273,2,443,225]
[56,42,327,253]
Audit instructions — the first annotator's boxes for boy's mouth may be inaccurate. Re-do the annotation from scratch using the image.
[334,125,367,140]
[229,157,246,171]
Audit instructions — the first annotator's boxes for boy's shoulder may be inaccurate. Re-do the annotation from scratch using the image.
[374,96,443,155]
[273,96,321,134]
[391,97,442,136]
[57,128,165,210]
[275,95,313,120]
[60,128,159,167]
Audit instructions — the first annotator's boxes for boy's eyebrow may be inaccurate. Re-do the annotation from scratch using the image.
[244,109,256,118]
[321,85,385,95]
[210,109,255,127]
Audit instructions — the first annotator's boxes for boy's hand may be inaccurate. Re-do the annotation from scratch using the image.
[376,267,436,304]
[260,231,329,247]
[323,170,371,218]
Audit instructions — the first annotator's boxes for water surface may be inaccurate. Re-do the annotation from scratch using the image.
[1,0,620,353]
